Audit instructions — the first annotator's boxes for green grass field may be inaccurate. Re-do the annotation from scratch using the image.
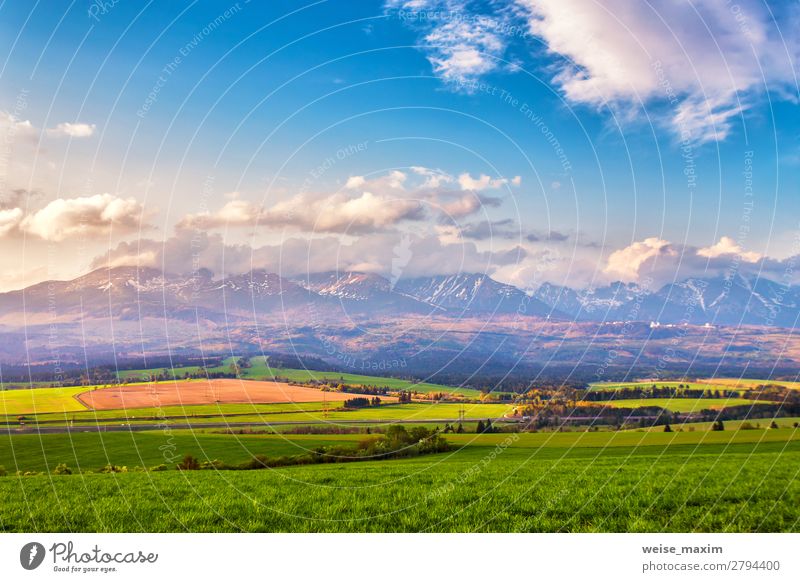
[7,401,332,424]
[1,367,795,534]
[698,378,800,390]
[636,417,800,432]
[594,397,762,412]
[2,402,513,429]
[1,429,798,532]
[0,386,90,415]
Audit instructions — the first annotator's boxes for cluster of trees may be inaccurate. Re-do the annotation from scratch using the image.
[442,423,465,433]
[397,390,413,403]
[476,419,498,433]
[343,397,382,408]
[582,385,740,401]
[324,384,392,396]
[742,385,800,403]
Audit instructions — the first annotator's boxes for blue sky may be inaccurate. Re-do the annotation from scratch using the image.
[0,0,798,290]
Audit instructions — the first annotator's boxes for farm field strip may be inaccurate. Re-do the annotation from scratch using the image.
[3,401,333,424]
[2,402,514,428]
[76,378,392,410]
[589,397,765,412]
[0,386,91,415]
[633,417,800,432]
[696,378,800,390]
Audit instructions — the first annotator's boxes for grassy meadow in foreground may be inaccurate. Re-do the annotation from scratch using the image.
[0,429,798,532]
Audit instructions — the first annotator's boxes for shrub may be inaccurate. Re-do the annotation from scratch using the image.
[99,464,127,473]
[53,463,72,475]
[148,464,168,472]
[177,455,200,471]
[0,465,6,477]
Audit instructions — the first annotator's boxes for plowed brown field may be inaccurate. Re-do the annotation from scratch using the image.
[76,379,378,410]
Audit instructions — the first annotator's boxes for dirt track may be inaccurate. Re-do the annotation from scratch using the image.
[76,379,373,410]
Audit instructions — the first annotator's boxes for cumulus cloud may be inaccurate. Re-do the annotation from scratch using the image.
[179,191,425,235]
[516,0,799,142]
[600,235,785,285]
[0,208,23,237]
[180,168,521,234]
[344,176,366,189]
[457,172,520,191]
[19,193,149,241]
[434,191,502,218]
[0,111,37,142]
[425,17,505,85]
[604,237,675,281]
[177,199,261,230]
[93,228,526,280]
[697,236,762,263]
[1,114,97,142]
[46,122,96,138]
[268,191,424,233]
[410,166,453,188]
[394,0,799,142]
[388,0,514,86]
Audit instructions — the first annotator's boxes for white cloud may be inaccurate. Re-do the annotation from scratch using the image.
[180,168,522,234]
[426,20,503,84]
[0,208,23,237]
[0,111,38,142]
[410,166,453,188]
[345,176,366,189]
[94,228,524,280]
[435,224,462,245]
[389,0,511,87]
[46,122,96,138]
[436,191,500,218]
[19,193,148,241]
[457,172,517,191]
[697,236,761,263]
[386,170,407,189]
[516,0,799,142]
[269,191,422,233]
[179,191,425,235]
[604,237,675,281]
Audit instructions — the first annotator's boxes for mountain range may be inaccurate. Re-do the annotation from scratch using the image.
[0,266,797,328]
[1,266,799,373]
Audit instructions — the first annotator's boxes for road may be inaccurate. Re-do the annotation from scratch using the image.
[0,417,516,435]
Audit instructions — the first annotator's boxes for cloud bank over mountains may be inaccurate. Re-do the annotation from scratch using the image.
[0,161,789,293]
